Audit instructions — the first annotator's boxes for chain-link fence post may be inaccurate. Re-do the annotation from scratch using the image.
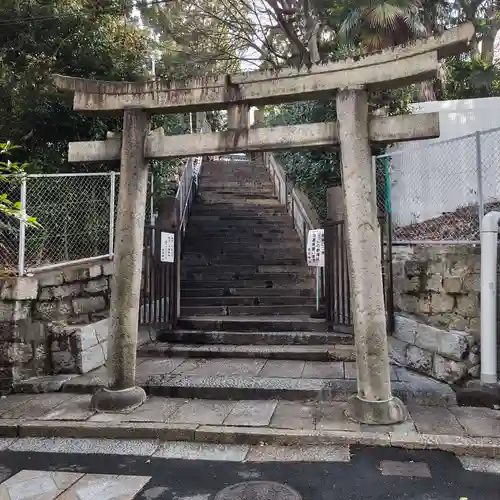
[475,130,485,230]
[17,173,27,276]
[109,171,116,258]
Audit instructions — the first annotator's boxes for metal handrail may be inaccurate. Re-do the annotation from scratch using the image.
[175,118,211,237]
[262,152,322,246]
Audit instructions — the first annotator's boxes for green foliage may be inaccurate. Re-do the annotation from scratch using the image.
[264,88,412,220]
[0,142,38,227]
[264,101,339,221]
[0,0,151,171]
[337,0,427,51]
[441,57,500,100]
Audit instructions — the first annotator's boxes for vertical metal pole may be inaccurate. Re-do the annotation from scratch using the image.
[108,171,116,258]
[371,155,378,213]
[150,173,154,226]
[315,267,320,312]
[18,173,27,276]
[476,131,485,230]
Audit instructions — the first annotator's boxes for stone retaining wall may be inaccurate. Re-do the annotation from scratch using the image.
[0,261,112,391]
[391,244,487,383]
[389,314,479,383]
[393,245,482,336]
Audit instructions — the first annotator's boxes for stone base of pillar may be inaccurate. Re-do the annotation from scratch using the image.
[345,395,407,425]
[90,386,147,413]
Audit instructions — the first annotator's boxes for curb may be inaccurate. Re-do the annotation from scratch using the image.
[1,420,499,459]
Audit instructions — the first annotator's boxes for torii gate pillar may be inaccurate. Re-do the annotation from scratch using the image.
[91,107,150,412]
[337,88,406,424]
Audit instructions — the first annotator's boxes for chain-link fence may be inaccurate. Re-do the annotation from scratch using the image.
[1,172,155,275]
[374,127,500,244]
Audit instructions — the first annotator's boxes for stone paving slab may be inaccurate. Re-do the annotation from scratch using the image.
[0,393,498,458]
[13,358,457,406]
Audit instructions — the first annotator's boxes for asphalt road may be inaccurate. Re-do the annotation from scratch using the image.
[0,445,499,500]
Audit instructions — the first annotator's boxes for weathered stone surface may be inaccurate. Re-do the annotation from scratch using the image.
[63,267,89,283]
[393,245,483,345]
[93,319,109,343]
[415,323,473,361]
[0,277,38,300]
[404,261,426,277]
[102,261,114,275]
[417,296,431,314]
[38,272,64,287]
[388,337,408,366]
[425,275,443,292]
[79,342,107,373]
[88,265,102,278]
[406,345,432,374]
[443,276,462,294]
[457,294,479,316]
[83,278,109,294]
[40,283,82,300]
[432,353,467,383]
[0,301,31,322]
[430,293,454,313]
[72,296,106,315]
[34,300,72,321]
[394,315,417,344]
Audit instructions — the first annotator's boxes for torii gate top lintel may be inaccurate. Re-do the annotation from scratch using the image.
[53,23,474,115]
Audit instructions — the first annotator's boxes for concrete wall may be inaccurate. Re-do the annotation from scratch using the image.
[389,97,500,229]
[0,260,112,391]
[390,244,487,383]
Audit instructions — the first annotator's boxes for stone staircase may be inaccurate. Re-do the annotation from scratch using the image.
[177,158,317,326]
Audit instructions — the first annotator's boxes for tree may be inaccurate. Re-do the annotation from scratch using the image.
[0,0,151,171]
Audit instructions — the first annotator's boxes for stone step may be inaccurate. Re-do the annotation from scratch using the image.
[180,296,315,307]
[182,251,304,261]
[179,304,316,316]
[182,257,305,266]
[183,235,301,245]
[176,316,330,332]
[180,287,315,298]
[189,213,289,220]
[186,223,292,231]
[181,272,312,282]
[182,242,303,252]
[190,210,288,218]
[194,200,283,208]
[199,182,274,189]
[199,189,276,197]
[33,358,455,406]
[182,248,304,258]
[193,202,283,210]
[158,329,352,345]
[180,279,314,289]
[189,213,293,223]
[137,342,356,361]
[183,229,297,239]
[182,265,310,274]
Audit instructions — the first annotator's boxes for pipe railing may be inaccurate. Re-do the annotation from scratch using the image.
[480,211,500,384]
[262,152,322,244]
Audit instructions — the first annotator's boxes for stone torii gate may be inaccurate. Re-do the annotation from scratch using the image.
[53,22,474,424]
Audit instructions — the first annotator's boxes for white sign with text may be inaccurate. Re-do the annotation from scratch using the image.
[160,232,175,263]
[306,229,325,267]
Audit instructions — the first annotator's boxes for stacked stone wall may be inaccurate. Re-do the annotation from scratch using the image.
[391,245,487,383]
[0,260,112,391]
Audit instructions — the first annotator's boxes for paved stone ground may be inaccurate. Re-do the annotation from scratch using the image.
[0,443,499,499]
[15,358,457,406]
[0,392,499,457]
